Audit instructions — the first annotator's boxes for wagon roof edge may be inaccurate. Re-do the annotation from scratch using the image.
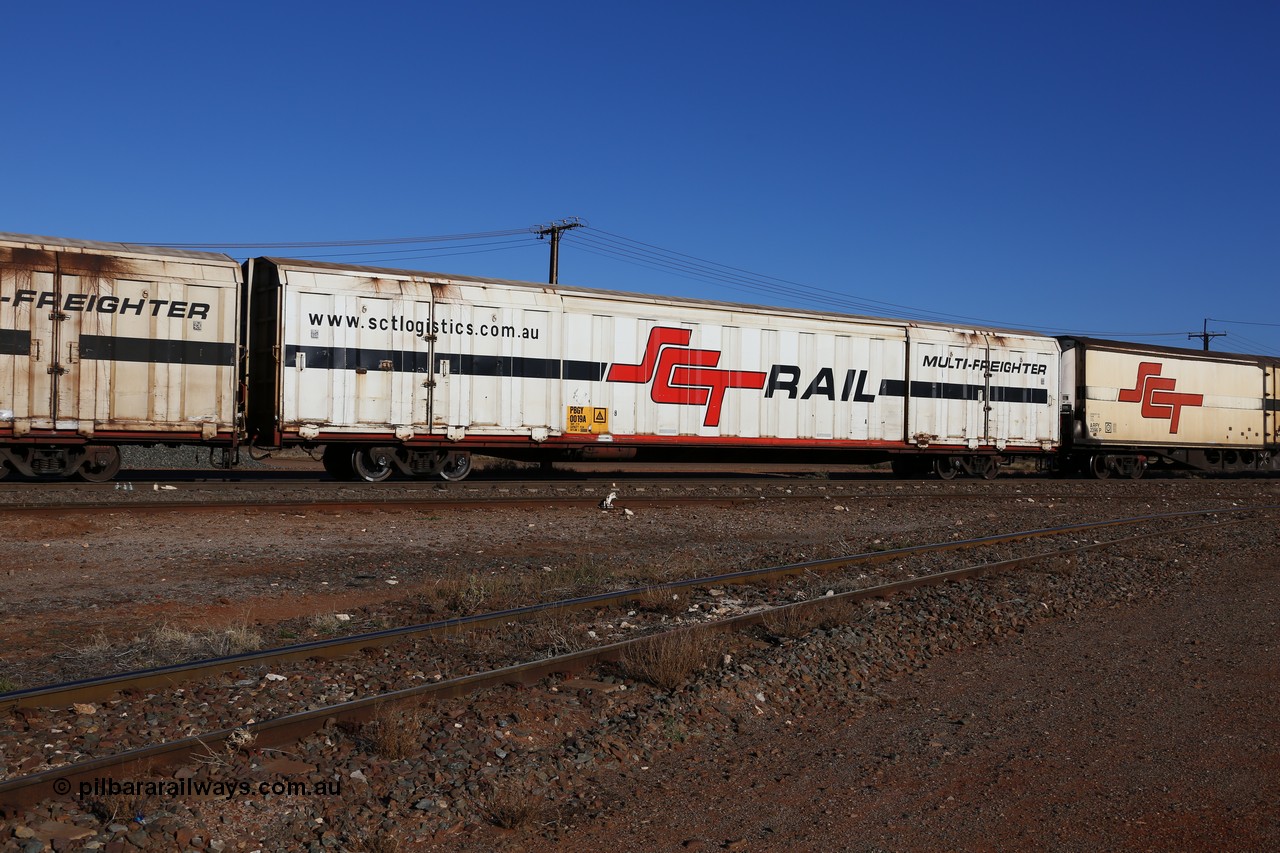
[255,255,1059,342]
[0,232,238,265]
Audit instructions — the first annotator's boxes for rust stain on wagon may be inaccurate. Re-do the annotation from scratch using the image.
[55,252,136,282]
[365,277,398,295]
[429,280,460,300]
[0,247,57,273]
[0,249,137,294]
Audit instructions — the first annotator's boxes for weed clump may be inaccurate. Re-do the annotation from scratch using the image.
[618,629,719,691]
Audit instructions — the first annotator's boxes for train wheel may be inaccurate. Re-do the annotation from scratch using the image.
[439,451,473,481]
[1089,454,1112,480]
[979,457,1000,480]
[352,447,395,482]
[321,445,356,480]
[1128,458,1147,480]
[0,459,9,480]
[933,456,960,480]
[78,447,122,483]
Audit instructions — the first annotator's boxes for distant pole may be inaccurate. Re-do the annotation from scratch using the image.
[1188,319,1225,351]
[535,218,584,284]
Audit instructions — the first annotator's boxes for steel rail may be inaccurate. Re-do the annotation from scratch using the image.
[0,494,779,515]
[0,511,1264,810]
[0,475,1236,514]
[3,505,1268,713]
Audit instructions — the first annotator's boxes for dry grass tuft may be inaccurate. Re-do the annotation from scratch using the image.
[633,586,685,616]
[308,612,350,635]
[618,629,719,691]
[86,789,151,823]
[430,573,494,615]
[480,778,542,829]
[813,596,858,629]
[154,620,264,659]
[60,618,263,672]
[192,726,257,770]
[349,830,403,853]
[522,607,587,658]
[361,704,424,761]
[761,604,820,640]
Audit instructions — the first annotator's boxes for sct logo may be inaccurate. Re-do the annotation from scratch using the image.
[1117,361,1204,434]
[606,327,766,427]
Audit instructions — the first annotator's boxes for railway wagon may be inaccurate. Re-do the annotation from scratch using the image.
[0,234,242,480]
[1059,337,1280,476]
[244,257,1061,481]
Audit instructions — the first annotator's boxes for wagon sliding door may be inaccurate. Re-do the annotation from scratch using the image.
[284,288,434,433]
[8,267,59,433]
[908,330,989,448]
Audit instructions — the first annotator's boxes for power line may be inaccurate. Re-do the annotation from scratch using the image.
[141,224,1278,351]
[283,238,535,263]
[1222,332,1280,356]
[1208,317,1280,328]
[568,228,1226,340]
[573,228,992,324]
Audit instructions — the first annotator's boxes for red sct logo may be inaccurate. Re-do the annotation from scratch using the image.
[605,327,766,427]
[1117,361,1204,433]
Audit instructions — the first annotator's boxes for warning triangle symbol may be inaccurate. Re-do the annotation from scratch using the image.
[593,409,606,423]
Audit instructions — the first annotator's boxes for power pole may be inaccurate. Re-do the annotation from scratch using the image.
[1188,318,1225,351]
[534,218,583,284]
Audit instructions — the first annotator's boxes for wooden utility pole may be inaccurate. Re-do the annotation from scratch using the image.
[1188,318,1225,351]
[535,218,583,284]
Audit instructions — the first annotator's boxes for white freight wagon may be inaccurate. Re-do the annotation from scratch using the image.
[0,234,242,480]
[1059,337,1279,476]
[245,257,1061,480]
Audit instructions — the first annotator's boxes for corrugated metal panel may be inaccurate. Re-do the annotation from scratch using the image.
[0,237,240,440]
[560,299,911,444]
[907,328,1059,450]
[264,258,1069,453]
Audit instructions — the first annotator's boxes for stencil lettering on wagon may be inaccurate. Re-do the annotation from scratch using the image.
[567,406,609,434]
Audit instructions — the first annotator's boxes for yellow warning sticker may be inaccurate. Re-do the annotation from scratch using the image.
[567,405,610,434]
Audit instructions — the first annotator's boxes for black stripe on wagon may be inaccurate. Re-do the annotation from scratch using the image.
[285,345,606,381]
[1265,398,1280,412]
[288,345,434,373]
[878,379,1047,404]
[988,386,1049,404]
[79,335,236,366]
[0,328,31,356]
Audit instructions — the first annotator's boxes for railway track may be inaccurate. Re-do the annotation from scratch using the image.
[2,505,1271,810]
[0,471,1239,514]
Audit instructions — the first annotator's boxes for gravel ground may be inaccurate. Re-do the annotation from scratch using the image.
[0,475,1276,851]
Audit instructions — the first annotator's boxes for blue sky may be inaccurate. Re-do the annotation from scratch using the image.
[5,2,1277,354]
